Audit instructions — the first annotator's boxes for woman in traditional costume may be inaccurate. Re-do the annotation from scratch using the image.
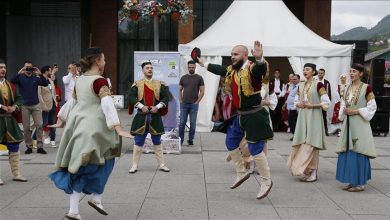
[331,74,348,137]
[336,63,376,192]
[49,47,131,220]
[287,63,330,182]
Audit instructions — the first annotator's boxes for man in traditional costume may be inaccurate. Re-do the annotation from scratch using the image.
[318,68,332,136]
[0,59,27,185]
[198,41,274,200]
[336,63,377,192]
[128,62,170,173]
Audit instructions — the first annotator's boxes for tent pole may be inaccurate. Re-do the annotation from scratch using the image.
[154,16,159,51]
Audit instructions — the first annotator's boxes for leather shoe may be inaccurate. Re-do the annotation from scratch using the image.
[25,148,33,154]
[37,148,47,154]
[65,213,81,220]
[88,199,108,215]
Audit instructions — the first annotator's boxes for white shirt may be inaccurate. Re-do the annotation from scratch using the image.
[63,73,78,102]
[0,78,5,85]
[274,79,286,97]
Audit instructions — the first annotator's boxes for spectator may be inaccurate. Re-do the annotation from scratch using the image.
[283,74,300,141]
[33,66,57,147]
[318,68,332,136]
[270,69,287,131]
[179,60,205,146]
[63,63,79,102]
[11,60,48,154]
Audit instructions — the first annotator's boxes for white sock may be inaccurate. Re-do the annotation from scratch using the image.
[92,193,102,203]
[310,169,317,178]
[69,191,80,214]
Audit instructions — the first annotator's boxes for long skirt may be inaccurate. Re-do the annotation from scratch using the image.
[336,150,371,186]
[49,159,115,195]
[287,144,319,176]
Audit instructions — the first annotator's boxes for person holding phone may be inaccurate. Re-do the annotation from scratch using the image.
[11,60,49,154]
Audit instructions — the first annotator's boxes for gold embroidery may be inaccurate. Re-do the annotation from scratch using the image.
[318,87,327,96]
[135,79,163,102]
[133,125,146,135]
[224,62,262,98]
[366,92,375,102]
[98,85,111,98]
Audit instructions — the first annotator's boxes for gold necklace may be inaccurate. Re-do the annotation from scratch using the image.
[346,82,363,106]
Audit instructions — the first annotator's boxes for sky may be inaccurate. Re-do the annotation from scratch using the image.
[331,0,390,35]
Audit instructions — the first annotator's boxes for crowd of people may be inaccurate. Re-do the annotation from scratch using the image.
[0,41,378,219]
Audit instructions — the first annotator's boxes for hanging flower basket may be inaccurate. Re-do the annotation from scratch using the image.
[129,10,139,21]
[171,11,181,21]
[119,0,193,24]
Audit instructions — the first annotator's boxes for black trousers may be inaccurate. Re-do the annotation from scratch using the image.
[288,110,298,134]
[322,110,329,135]
[271,97,287,131]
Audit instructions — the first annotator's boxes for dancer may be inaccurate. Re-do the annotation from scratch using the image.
[128,61,170,173]
[198,41,273,199]
[49,47,131,220]
[227,72,277,172]
[336,63,377,192]
[0,58,27,185]
[287,63,330,182]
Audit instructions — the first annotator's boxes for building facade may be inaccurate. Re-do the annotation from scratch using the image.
[0,0,331,100]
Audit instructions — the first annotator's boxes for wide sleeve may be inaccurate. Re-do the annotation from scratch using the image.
[57,98,76,122]
[338,99,346,121]
[207,64,228,77]
[317,82,330,110]
[93,78,120,129]
[268,92,278,110]
[62,73,72,85]
[358,85,377,121]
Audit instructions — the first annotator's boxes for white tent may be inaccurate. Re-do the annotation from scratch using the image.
[178,0,354,132]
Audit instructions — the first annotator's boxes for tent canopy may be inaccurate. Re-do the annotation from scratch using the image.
[179,0,353,57]
[178,0,354,132]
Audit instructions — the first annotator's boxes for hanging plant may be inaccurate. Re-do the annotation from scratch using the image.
[171,11,181,21]
[166,0,193,24]
[119,0,193,24]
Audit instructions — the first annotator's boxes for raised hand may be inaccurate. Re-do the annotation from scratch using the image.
[251,40,263,60]
[197,57,205,67]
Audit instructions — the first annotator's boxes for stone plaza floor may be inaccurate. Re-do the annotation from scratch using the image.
[1,110,390,220]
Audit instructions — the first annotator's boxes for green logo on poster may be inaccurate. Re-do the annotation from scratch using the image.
[168,60,177,70]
